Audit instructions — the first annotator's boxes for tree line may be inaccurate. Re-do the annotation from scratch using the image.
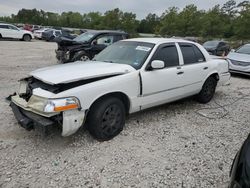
[0,0,250,39]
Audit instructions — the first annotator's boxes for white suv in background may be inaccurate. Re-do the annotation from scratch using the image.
[0,23,34,41]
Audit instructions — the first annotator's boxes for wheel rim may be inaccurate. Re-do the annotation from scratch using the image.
[24,35,30,41]
[80,55,89,61]
[101,104,122,136]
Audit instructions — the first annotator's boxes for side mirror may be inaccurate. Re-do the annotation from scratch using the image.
[151,60,165,69]
[231,49,235,52]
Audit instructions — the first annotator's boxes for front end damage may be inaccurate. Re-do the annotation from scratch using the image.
[9,77,86,136]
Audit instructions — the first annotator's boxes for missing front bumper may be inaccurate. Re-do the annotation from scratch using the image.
[10,102,56,135]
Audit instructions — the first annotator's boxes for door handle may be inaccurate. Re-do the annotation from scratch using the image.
[203,67,208,70]
[177,71,184,75]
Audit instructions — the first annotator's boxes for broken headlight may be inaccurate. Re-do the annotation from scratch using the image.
[44,97,80,113]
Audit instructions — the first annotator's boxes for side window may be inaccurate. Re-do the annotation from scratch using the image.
[0,25,9,29]
[97,35,114,46]
[179,43,205,65]
[8,25,18,30]
[151,44,179,68]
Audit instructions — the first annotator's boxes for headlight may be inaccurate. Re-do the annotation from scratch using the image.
[44,97,80,113]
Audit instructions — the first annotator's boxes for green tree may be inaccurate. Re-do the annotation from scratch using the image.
[159,7,180,36]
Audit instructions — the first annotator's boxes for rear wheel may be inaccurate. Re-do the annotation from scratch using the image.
[87,97,125,141]
[23,34,31,41]
[196,77,217,103]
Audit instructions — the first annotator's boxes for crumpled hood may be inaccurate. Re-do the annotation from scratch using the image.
[227,52,250,62]
[30,61,136,85]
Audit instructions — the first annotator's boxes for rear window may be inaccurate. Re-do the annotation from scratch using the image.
[179,43,205,65]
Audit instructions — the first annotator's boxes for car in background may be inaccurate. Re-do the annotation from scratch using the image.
[227,44,250,76]
[55,30,129,63]
[203,40,230,56]
[0,23,34,41]
[33,28,50,39]
[9,38,230,140]
[42,29,75,42]
[229,134,250,188]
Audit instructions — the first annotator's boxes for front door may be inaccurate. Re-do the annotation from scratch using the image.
[140,43,184,109]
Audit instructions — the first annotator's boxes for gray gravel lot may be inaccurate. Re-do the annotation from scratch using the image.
[0,40,250,188]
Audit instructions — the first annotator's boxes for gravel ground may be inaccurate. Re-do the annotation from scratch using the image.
[0,40,250,188]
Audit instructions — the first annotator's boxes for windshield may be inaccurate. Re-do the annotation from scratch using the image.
[236,45,250,55]
[203,41,219,47]
[73,32,95,42]
[94,41,154,69]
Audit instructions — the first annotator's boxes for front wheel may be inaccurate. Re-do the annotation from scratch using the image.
[75,52,91,62]
[87,97,125,141]
[23,34,31,41]
[196,77,217,104]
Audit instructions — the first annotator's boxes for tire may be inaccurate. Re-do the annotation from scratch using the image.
[23,34,31,41]
[75,52,91,61]
[87,97,125,141]
[196,77,217,104]
[0,34,2,39]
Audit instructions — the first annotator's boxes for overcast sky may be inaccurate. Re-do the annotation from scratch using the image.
[0,0,243,19]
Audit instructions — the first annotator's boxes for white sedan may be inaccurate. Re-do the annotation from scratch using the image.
[227,44,250,76]
[0,23,34,41]
[9,38,230,140]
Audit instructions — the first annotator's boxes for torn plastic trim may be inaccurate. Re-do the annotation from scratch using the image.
[62,109,86,136]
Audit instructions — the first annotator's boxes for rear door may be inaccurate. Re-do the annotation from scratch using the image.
[0,25,11,38]
[177,42,209,95]
[140,43,185,109]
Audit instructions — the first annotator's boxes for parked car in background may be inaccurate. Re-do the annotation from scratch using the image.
[203,40,230,56]
[9,38,230,140]
[227,44,250,76]
[0,23,34,41]
[42,29,75,42]
[33,28,50,39]
[55,30,129,63]
[229,134,250,188]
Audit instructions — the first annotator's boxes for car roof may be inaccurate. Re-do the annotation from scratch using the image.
[123,38,195,45]
[0,23,13,26]
[86,29,128,35]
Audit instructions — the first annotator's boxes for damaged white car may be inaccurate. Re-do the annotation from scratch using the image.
[9,38,230,140]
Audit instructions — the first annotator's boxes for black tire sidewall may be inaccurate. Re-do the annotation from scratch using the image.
[197,77,217,103]
[87,97,125,141]
[75,51,90,61]
[23,34,31,41]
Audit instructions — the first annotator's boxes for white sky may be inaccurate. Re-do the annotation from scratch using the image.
[0,0,243,19]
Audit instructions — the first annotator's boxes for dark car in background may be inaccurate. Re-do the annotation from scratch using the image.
[42,29,75,42]
[229,134,250,188]
[203,40,230,56]
[55,30,129,63]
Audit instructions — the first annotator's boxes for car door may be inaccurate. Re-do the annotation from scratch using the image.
[139,43,185,109]
[91,34,114,55]
[217,42,226,55]
[177,42,209,95]
[7,25,21,39]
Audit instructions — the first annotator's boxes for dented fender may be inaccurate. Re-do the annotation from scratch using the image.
[62,109,86,136]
